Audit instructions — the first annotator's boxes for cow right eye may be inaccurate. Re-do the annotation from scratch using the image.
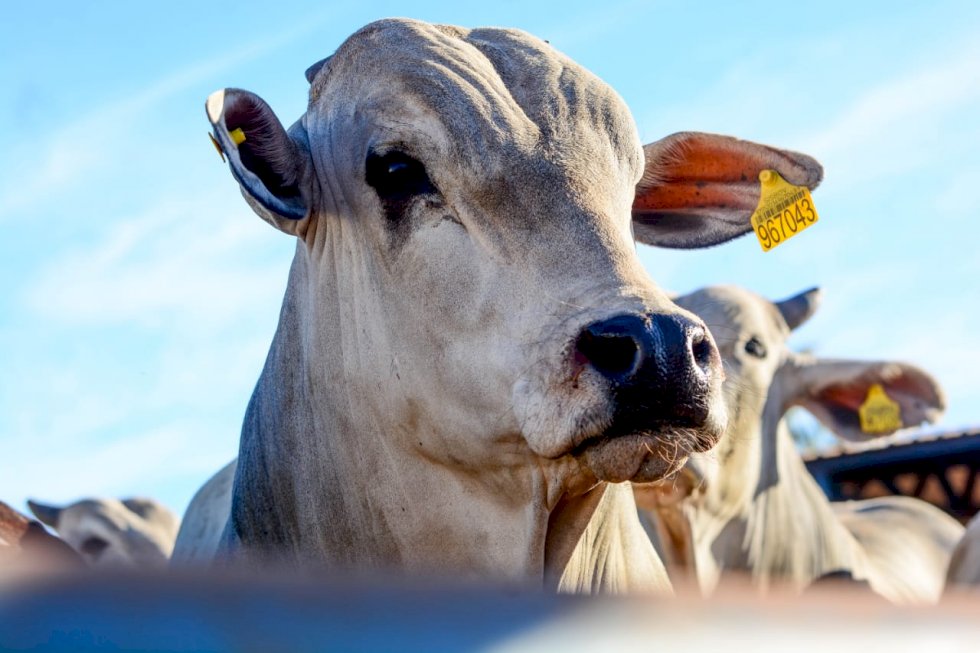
[365,150,437,202]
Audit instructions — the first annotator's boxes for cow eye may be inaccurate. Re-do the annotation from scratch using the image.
[80,536,109,558]
[744,336,767,359]
[365,151,437,201]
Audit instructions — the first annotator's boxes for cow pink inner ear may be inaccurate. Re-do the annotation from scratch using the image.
[632,182,758,214]
[815,382,867,413]
[814,375,929,414]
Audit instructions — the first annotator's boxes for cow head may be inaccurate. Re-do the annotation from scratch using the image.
[206,20,824,496]
[27,498,179,568]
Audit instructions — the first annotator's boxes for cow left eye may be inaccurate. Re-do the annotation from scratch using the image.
[366,151,437,202]
[744,336,767,359]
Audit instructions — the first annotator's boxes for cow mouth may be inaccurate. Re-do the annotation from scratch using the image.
[573,424,719,484]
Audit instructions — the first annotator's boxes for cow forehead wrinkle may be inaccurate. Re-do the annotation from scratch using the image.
[302,21,644,269]
[314,25,533,151]
[308,18,642,181]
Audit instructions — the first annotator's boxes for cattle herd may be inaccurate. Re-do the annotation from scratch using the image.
[2,17,979,648]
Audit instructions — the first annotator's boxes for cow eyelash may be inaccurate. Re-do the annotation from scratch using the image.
[365,150,438,202]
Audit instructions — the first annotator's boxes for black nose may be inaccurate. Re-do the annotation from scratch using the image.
[575,313,718,425]
[576,314,714,384]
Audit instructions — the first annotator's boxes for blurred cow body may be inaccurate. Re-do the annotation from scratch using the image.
[172,461,235,566]
[946,513,980,592]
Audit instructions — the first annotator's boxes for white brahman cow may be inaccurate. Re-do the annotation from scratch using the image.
[946,513,980,592]
[637,285,963,602]
[27,497,179,568]
[175,19,823,592]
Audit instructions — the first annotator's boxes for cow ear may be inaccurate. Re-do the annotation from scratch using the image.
[206,88,314,235]
[783,358,945,442]
[304,56,331,83]
[631,132,823,249]
[26,499,62,528]
[775,287,821,331]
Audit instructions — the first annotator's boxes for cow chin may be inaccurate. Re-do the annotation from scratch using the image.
[577,428,714,483]
[513,373,727,483]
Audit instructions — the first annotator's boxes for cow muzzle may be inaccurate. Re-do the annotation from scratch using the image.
[571,312,726,482]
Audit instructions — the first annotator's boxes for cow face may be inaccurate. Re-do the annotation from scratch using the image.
[206,20,824,486]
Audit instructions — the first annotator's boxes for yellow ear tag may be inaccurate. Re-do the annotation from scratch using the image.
[750,170,819,252]
[858,383,903,434]
[208,133,226,162]
[229,128,247,145]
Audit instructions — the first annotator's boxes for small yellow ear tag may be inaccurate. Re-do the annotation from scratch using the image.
[229,128,246,145]
[858,383,903,434]
[750,170,819,252]
[208,133,226,162]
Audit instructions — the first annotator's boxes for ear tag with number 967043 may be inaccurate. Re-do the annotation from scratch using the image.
[750,170,819,252]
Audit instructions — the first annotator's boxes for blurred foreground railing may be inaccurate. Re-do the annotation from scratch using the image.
[1,569,979,652]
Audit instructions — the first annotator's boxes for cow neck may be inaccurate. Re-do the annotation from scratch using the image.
[663,382,865,593]
[231,239,610,587]
[662,385,768,591]
[699,389,766,523]
[556,482,674,595]
[738,415,865,590]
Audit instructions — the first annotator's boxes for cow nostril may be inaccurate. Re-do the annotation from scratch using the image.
[691,328,714,373]
[576,321,642,382]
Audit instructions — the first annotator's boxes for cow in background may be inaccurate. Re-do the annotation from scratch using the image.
[28,497,179,568]
[639,285,962,603]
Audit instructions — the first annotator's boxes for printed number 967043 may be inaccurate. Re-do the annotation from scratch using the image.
[755,198,816,251]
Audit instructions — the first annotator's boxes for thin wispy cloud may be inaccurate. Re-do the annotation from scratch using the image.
[26,191,290,333]
[1,419,235,507]
[797,42,980,190]
[935,163,980,217]
[6,133,293,516]
[0,11,340,513]
[0,12,334,222]
[531,0,649,50]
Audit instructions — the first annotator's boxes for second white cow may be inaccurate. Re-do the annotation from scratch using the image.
[638,286,962,603]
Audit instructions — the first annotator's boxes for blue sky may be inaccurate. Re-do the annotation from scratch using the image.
[2,1,979,516]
